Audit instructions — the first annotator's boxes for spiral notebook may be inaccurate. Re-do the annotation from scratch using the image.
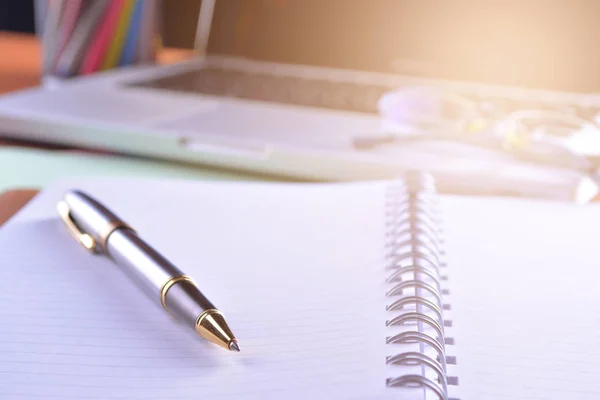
[2,173,600,399]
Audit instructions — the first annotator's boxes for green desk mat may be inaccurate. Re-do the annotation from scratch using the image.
[0,147,277,192]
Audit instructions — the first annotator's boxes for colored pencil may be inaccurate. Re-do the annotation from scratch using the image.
[56,0,111,77]
[101,0,136,70]
[80,0,126,75]
[119,0,144,66]
[53,0,84,71]
[40,0,160,78]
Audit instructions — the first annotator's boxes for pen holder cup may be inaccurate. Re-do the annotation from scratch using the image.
[34,0,162,84]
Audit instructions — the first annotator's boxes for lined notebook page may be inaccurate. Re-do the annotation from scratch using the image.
[0,179,419,400]
[441,196,600,400]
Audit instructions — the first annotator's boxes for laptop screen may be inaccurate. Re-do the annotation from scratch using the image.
[207,0,600,94]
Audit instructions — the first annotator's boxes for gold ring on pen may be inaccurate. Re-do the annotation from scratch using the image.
[160,275,197,314]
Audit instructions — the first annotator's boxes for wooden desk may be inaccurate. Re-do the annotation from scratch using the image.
[0,33,41,94]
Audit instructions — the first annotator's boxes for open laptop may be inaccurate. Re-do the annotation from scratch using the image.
[1,0,600,201]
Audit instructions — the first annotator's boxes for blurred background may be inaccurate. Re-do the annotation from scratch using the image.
[3,0,600,88]
[2,0,600,212]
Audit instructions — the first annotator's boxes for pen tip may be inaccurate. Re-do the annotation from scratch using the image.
[229,341,240,352]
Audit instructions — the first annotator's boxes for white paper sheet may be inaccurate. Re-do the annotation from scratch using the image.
[0,179,422,399]
[441,196,600,400]
[6,177,598,399]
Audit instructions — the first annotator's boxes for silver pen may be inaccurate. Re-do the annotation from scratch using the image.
[57,190,240,352]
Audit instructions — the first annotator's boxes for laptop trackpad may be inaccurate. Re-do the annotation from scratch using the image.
[149,102,382,149]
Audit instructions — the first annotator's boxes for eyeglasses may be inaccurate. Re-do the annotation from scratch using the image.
[354,86,600,173]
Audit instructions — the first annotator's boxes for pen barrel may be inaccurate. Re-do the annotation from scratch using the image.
[107,229,181,300]
[164,279,216,330]
[63,190,237,350]
[106,229,236,350]
[106,229,215,323]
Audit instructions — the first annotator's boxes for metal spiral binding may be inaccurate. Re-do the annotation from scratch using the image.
[385,172,459,400]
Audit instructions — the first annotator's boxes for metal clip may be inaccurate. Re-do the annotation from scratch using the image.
[57,201,97,252]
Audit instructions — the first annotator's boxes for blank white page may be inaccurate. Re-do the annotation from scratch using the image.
[0,178,419,399]
[441,195,600,400]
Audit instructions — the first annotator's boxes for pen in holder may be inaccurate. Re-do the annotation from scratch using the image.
[34,0,162,84]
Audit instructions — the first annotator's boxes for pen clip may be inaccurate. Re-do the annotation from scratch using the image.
[57,201,98,252]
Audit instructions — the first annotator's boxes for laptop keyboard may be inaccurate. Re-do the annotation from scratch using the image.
[127,66,600,120]
[127,67,397,114]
